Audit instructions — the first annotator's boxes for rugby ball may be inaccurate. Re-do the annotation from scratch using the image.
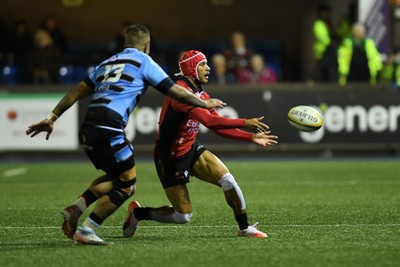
[287,105,323,132]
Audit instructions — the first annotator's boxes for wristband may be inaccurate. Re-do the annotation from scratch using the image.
[46,112,59,123]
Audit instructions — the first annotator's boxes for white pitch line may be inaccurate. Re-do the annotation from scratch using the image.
[1,224,399,229]
[2,167,27,177]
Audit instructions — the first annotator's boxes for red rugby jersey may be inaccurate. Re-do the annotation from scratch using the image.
[154,76,253,159]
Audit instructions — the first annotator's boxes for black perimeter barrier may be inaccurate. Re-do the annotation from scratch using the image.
[1,83,399,158]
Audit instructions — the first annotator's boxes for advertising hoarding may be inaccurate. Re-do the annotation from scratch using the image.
[0,93,78,151]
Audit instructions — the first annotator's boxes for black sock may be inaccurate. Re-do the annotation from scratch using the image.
[134,207,152,220]
[235,213,249,230]
[82,189,97,206]
[89,212,104,226]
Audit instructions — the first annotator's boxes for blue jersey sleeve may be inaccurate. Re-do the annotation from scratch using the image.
[85,65,99,89]
[142,57,170,88]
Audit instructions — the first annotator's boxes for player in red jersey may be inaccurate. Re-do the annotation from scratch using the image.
[123,50,278,238]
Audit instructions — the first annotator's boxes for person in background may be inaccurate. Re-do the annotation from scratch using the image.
[338,22,382,85]
[381,47,400,89]
[313,4,333,62]
[122,50,278,239]
[41,15,68,53]
[26,25,226,246]
[315,34,341,82]
[311,4,336,82]
[236,53,278,85]
[223,31,253,82]
[209,53,235,84]
[336,1,356,41]
[29,30,62,84]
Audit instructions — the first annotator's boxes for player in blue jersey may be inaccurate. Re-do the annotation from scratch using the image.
[26,24,226,246]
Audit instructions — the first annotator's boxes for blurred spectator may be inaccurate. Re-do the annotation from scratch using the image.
[41,15,68,53]
[336,18,351,40]
[338,22,382,85]
[337,1,356,40]
[209,53,235,84]
[8,18,34,83]
[236,54,278,85]
[223,31,253,82]
[312,4,333,61]
[249,54,278,85]
[381,47,400,89]
[29,30,62,84]
[315,34,341,82]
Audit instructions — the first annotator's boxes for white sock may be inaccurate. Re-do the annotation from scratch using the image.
[74,197,87,213]
[82,217,100,232]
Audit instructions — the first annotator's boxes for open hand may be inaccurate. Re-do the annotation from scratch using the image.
[245,116,269,133]
[26,119,54,140]
[251,132,278,148]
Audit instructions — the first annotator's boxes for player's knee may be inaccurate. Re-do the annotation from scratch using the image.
[107,177,136,206]
[218,172,238,192]
[172,211,192,224]
[122,183,136,196]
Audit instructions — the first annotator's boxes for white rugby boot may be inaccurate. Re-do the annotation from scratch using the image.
[73,226,112,246]
[237,222,268,238]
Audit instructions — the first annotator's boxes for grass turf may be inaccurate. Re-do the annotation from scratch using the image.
[0,159,399,267]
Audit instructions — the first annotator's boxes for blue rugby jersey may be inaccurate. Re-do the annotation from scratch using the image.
[82,47,174,133]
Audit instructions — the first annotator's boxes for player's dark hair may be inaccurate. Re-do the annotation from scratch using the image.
[125,24,150,48]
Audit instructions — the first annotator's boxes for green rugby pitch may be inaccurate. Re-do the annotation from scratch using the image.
[0,159,399,267]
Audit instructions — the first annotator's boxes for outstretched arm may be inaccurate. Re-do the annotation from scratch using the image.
[189,107,270,132]
[144,59,226,110]
[167,84,226,109]
[214,128,278,148]
[208,109,278,147]
[189,107,246,129]
[26,81,93,140]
